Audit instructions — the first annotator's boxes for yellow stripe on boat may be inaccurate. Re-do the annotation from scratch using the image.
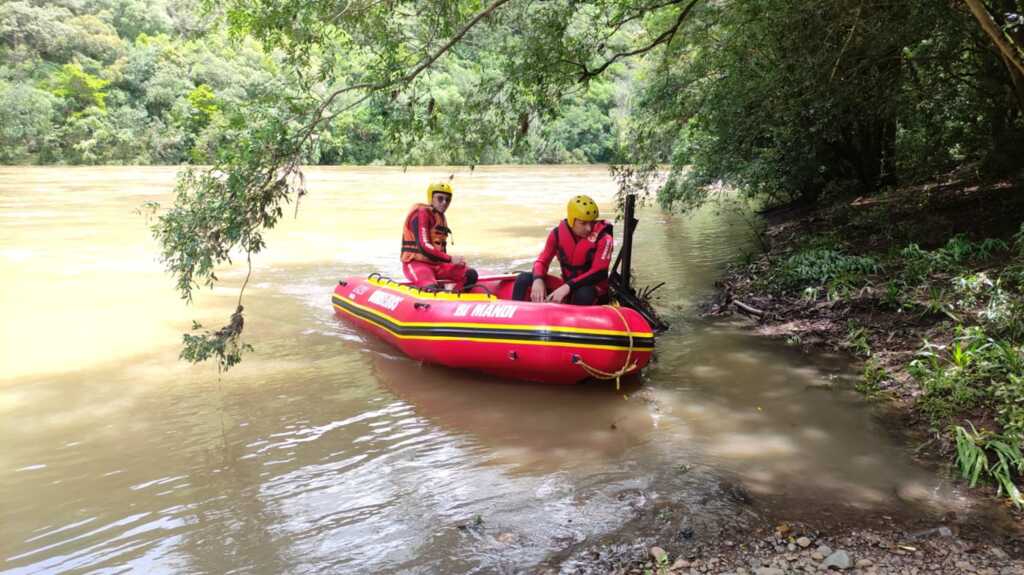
[332,301,649,351]
[332,293,655,340]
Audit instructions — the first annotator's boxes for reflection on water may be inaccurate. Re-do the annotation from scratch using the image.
[0,166,1006,574]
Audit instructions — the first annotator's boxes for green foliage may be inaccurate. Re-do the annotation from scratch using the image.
[911,327,1024,433]
[631,0,1024,211]
[0,80,56,163]
[180,313,253,372]
[954,423,1024,508]
[150,100,308,301]
[843,321,872,358]
[898,234,1011,285]
[49,63,110,113]
[881,279,908,310]
[185,84,217,125]
[0,1,77,59]
[2,0,633,166]
[766,244,880,295]
[858,358,889,395]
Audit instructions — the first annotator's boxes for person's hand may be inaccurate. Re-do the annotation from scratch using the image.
[546,283,571,303]
[451,255,466,266]
[530,278,547,302]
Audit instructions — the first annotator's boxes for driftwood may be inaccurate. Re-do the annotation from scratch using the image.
[707,281,769,319]
[732,299,765,318]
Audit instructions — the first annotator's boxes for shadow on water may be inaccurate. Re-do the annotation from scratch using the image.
[372,353,654,474]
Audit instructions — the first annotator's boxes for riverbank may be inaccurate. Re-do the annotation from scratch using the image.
[551,517,1023,574]
[703,173,1024,506]
[551,174,1024,573]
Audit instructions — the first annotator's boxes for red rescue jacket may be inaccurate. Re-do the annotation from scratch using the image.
[532,219,614,290]
[401,204,451,264]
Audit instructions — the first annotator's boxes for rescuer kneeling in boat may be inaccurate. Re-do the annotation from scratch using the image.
[512,194,613,305]
[401,182,478,291]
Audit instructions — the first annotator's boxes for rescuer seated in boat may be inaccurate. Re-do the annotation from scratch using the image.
[512,194,613,305]
[400,181,478,292]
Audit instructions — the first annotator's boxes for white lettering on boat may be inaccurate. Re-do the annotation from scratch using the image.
[453,304,471,317]
[469,303,517,319]
[352,284,369,296]
[367,289,403,311]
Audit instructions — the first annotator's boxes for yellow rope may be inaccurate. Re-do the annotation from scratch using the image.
[574,302,638,390]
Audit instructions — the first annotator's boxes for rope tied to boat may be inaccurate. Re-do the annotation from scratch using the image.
[573,303,638,390]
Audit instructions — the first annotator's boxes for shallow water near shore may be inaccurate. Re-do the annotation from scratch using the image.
[0,166,1013,574]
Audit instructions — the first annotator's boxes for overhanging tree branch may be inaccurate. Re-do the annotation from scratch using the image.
[579,0,700,81]
[963,0,1024,78]
[155,0,516,370]
[308,0,513,138]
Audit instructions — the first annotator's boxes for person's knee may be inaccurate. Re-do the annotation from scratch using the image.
[512,271,533,301]
[572,286,598,305]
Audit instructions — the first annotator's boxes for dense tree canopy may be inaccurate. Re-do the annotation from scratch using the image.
[0,0,627,165]
[633,0,1024,209]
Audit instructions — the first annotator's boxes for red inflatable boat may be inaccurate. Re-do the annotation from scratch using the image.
[332,274,655,384]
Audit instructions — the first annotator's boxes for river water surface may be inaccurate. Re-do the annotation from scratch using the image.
[0,166,1004,574]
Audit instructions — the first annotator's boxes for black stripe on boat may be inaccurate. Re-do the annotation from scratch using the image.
[332,295,655,349]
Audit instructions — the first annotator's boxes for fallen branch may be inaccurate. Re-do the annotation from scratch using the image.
[733,299,766,317]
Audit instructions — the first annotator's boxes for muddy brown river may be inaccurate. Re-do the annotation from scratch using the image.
[0,166,1008,574]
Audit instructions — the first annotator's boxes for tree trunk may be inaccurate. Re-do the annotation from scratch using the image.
[963,0,1024,79]
[1006,56,1024,115]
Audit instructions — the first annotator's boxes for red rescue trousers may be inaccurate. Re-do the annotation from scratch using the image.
[402,261,469,289]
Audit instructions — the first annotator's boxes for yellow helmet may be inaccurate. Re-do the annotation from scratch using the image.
[426,181,453,203]
[567,195,599,227]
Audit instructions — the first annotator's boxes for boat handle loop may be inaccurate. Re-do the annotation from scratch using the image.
[572,303,638,391]
[414,302,431,310]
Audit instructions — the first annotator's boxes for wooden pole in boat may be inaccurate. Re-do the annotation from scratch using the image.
[608,194,670,333]
[619,194,637,289]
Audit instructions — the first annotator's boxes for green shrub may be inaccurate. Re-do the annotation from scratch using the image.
[768,247,880,294]
[844,321,872,357]
[858,358,889,396]
[899,235,1010,285]
[911,327,1024,434]
[954,423,1023,508]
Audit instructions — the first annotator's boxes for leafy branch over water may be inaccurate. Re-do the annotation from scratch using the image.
[148,0,699,369]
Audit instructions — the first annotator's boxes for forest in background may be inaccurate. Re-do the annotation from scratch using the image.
[2,0,1021,211]
[0,0,625,166]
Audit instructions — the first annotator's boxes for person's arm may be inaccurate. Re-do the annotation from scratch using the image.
[529,229,557,302]
[531,230,557,279]
[566,232,614,289]
[412,208,451,263]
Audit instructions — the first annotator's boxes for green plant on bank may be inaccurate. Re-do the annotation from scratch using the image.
[643,550,672,575]
[979,283,1024,341]
[765,244,880,296]
[801,286,820,302]
[899,235,1010,285]
[857,358,890,397]
[920,285,957,320]
[910,328,993,419]
[880,279,910,310]
[910,324,1024,505]
[843,320,872,358]
[952,273,994,309]
[954,423,1024,508]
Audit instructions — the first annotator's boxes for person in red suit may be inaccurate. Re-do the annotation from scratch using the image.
[513,195,613,305]
[400,182,477,291]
